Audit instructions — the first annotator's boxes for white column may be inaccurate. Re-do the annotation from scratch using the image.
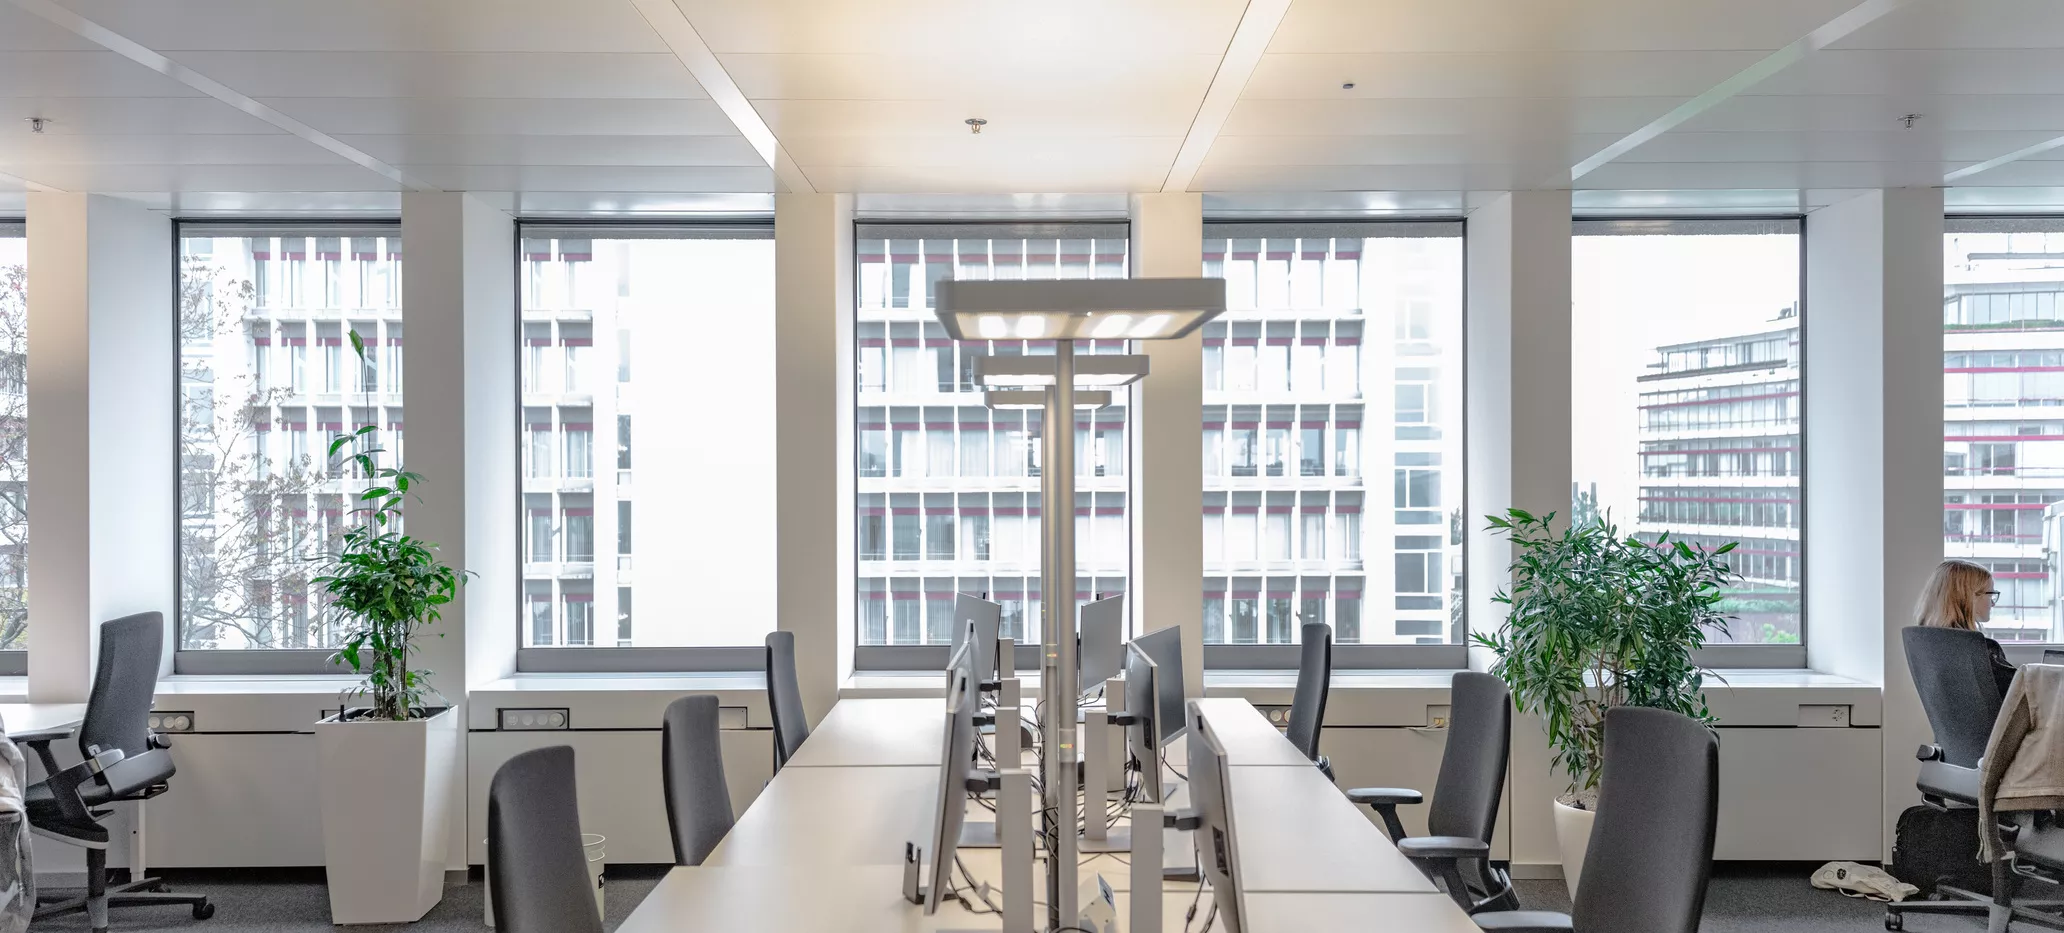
[1128,193,1205,699]
[401,191,515,867]
[1803,189,1942,857]
[26,194,174,700]
[774,193,853,726]
[1463,190,1572,873]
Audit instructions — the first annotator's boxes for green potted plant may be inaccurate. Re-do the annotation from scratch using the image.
[310,331,469,925]
[1473,507,1731,897]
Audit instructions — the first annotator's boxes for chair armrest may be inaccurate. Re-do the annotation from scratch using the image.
[1345,787,1423,807]
[1396,835,1491,861]
[1472,910,1574,933]
[14,728,70,777]
[44,746,126,824]
[1918,760,1982,808]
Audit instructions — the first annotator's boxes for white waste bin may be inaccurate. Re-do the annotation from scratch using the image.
[485,833,605,927]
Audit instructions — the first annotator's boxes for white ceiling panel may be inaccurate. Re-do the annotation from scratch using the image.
[167,52,708,100]
[0,133,354,166]
[1571,188,1812,214]
[1577,160,1953,190]
[498,190,775,215]
[1218,96,1676,139]
[783,135,1180,170]
[1190,162,1525,192]
[1608,130,2060,165]
[0,96,281,135]
[1942,160,2064,187]
[0,51,201,97]
[1201,134,1591,171]
[1242,51,1768,101]
[717,52,1220,105]
[672,0,1248,56]
[801,164,1171,195]
[53,0,670,53]
[754,99,1199,141]
[17,163,395,192]
[1948,187,2064,211]
[0,3,100,50]
[256,97,740,137]
[1681,94,2064,134]
[1833,0,2064,50]
[1201,190,1468,216]
[1268,0,1861,53]
[148,190,405,215]
[1754,49,2064,97]
[394,164,774,193]
[337,134,764,168]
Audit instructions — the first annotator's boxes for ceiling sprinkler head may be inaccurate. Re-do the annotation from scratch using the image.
[25,117,46,134]
[966,117,988,135]
[1341,81,1356,90]
[1900,113,1922,129]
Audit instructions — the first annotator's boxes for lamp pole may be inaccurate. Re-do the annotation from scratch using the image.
[1040,339,1079,930]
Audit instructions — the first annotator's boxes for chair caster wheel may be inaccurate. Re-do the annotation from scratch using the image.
[193,901,215,920]
[151,881,170,892]
[1885,915,1903,931]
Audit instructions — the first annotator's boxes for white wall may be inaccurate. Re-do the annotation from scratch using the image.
[1129,193,1205,696]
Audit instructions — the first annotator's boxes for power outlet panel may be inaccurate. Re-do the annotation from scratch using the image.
[1253,705,1292,730]
[148,711,196,733]
[1426,705,1451,730]
[499,708,571,731]
[1796,704,1851,727]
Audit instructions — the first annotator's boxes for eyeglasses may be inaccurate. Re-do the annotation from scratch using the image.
[1985,590,2002,606]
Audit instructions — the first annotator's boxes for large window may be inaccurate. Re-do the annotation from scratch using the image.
[518,226,776,670]
[854,224,1130,662]
[1945,219,2064,644]
[0,223,24,666]
[1572,219,1804,651]
[1201,222,1464,664]
[177,224,402,661]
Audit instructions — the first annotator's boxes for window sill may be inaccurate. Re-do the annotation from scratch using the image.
[470,673,769,731]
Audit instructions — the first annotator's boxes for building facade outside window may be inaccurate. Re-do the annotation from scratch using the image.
[1201,223,1464,658]
[1945,219,2064,644]
[177,224,402,655]
[518,226,776,665]
[854,224,1130,658]
[1572,219,1804,649]
[0,224,24,663]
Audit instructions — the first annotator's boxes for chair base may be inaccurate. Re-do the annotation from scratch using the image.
[35,873,214,933]
[1885,883,2064,932]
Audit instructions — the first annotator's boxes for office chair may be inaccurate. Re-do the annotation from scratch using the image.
[24,612,212,932]
[487,746,604,933]
[1347,671,1516,913]
[1885,625,2044,932]
[1471,707,1720,933]
[766,631,810,772]
[662,695,735,866]
[1285,621,1334,781]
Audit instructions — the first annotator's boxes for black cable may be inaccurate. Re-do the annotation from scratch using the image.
[953,854,1001,914]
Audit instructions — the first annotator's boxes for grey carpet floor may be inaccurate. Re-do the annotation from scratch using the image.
[24,863,1922,932]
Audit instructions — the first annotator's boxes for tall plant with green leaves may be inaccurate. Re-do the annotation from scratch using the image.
[1473,508,1734,802]
[312,331,468,722]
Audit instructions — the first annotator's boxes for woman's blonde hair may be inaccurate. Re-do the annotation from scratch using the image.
[1916,559,1994,631]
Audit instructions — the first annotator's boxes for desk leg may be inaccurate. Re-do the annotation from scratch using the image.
[132,799,146,880]
[999,769,1033,933]
[997,694,1021,771]
[1130,802,1161,933]
[1082,711,1108,842]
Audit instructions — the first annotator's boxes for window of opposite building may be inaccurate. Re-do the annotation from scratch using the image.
[1944,217,2064,656]
[0,223,25,676]
[1572,218,1806,669]
[1201,221,1465,670]
[174,223,405,674]
[515,224,776,673]
[853,222,1132,672]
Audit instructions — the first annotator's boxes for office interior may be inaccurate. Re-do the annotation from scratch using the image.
[0,0,2060,931]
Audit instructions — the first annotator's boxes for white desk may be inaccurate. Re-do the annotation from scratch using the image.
[785,697,944,768]
[1240,892,1483,933]
[1189,697,1315,767]
[1228,756,1437,895]
[706,765,937,867]
[0,703,86,739]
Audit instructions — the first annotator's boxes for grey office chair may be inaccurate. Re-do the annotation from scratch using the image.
[1348,671,1516,912]
[766,631,810,771]
[1285,621,1333,781]
[662,695,735,866]
[25,612,213,931]
[1472,707,1720,933]
[487,746,604,933]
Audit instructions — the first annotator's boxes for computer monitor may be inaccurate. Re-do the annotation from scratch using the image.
[1079,594,1125,690]
[1123,640,1164,804]
[1186,702,1247,933]
[923,658,979,914]
[1132,625,1187,743]
[950,594,1003,684]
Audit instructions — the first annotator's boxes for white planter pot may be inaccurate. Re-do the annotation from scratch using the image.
[1552,799,1596,901]
[316,707,460,925]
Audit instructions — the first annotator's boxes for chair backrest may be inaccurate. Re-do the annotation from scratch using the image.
[488,746,604,933]
[1426,671,1511,842]
[82,612,179,796]
[1571,707,1719,933]
[1284,622,1331,763]
[662,695,735,866]
[1903,625,2008,768]
[766,631,810,770]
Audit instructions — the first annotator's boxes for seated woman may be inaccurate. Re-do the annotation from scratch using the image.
[1916,558,2016,696]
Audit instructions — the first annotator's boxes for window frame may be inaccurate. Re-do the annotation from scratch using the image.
[1201,219,1468,671]
[510,220,776,674]
[171,220,403,677]
[850,219,1135,674]
[1572,215,1809,670]
[0,221,26,676]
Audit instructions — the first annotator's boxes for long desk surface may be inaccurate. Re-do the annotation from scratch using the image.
[623,695,1467,930]
[0,703,86,739]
